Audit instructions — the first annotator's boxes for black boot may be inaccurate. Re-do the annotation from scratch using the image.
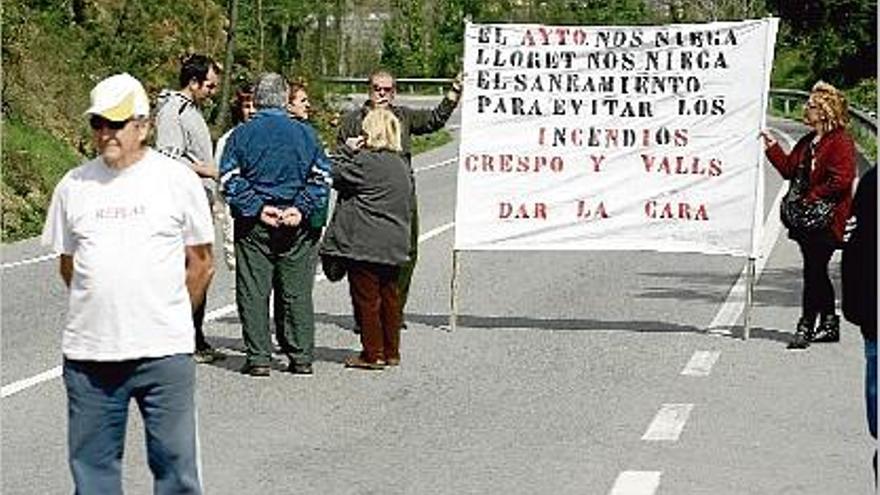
[812,314,840,343]
[787,317,815,350]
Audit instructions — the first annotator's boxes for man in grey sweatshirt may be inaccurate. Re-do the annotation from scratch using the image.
[155,53,221,363]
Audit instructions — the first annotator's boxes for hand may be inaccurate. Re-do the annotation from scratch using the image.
[452,71,463,92]
[345,136,365,150]
[191,159,219,180]
[759,130,777,150]
[447,71,464,102]
[260,205,283,227]
[279,206,302,227]
[843,216,857,243]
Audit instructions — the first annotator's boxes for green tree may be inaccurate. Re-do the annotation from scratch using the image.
[768,0,876,87]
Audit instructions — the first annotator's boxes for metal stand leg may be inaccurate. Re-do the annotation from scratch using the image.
[743,257,756,340]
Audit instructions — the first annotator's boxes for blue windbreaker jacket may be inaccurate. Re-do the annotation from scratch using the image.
[219,108,330,219]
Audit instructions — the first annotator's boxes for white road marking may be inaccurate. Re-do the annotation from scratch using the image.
[1,366,62,398]
[681,350,720,377]
[414,157,456,173]
[706,129,795,335]
[641,403,694,441]
[1,253,56,270]
[2,221,457,398]
[419,221,454,242]
[608,471,662,495]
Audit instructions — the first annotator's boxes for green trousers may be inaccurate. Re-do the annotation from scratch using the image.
[235,219,319,366]
[397,199,418,318]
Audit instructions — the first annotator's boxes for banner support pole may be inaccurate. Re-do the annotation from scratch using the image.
[449,249,460,332]
[742,256,756,340]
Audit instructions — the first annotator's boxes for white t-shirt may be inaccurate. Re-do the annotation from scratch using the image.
[41,149,214,361]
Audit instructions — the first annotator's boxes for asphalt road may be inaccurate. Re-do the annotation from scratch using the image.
[1,101,874,494]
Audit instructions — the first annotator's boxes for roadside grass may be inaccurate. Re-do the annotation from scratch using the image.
[2,119,80,242]
[412,129,453,156]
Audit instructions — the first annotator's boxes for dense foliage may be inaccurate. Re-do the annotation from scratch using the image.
[1,0,876,242]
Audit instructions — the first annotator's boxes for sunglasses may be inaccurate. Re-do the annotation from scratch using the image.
[372,84,394,93]
[89,115,130,131]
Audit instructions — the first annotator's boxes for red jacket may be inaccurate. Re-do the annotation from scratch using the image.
[766,128,856,242]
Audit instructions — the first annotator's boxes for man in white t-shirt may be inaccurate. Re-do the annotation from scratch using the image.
[41,73,214,494]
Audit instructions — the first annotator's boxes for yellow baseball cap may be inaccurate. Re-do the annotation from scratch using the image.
[84,73,150,121]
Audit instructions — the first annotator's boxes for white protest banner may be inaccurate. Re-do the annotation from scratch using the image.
[454,19,778,256]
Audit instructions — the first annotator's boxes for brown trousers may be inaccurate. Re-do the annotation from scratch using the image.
[347,260,401,363]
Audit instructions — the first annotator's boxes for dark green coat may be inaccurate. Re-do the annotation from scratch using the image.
[320,146,413,266]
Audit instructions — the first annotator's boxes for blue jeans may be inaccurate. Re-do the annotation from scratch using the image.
[866,338,877,440]
[63,354,202,495]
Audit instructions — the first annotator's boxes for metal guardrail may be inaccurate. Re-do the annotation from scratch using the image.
[323,77,453,95]
[769,88,877,134]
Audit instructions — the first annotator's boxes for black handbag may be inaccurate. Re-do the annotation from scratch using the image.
[779,145,834,233]
[320,253,347,282]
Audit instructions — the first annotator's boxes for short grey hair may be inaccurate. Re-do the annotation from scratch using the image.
[254,73,288,109]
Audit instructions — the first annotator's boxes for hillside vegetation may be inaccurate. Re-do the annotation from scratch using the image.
[2,0,876,242]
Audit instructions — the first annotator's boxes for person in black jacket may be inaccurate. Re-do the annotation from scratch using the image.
[322,108,413,369]
[336,70,462,330]
[842,165,877,477]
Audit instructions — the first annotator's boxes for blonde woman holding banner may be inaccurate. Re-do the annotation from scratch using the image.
[761,81,856,350]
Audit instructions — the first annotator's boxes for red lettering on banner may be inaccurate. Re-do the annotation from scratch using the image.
[641,154,723,176]
[645,201,709,221]
[539,127,688,148]
[576,200,609,219]
[464,154,564,173]
[499,202,548,219]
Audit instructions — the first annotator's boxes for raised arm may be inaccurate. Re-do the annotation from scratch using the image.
[408,74,462,135]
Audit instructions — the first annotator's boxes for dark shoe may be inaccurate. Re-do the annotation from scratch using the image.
[194,347,224,364]
[812,314,840,343]
[240,363,271,377]
[288,362,314,376]
[386,357,400,367]
[787,317,814,350]
[344,355,385,370]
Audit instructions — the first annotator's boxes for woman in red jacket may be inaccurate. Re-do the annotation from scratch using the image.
[761,81,856,350]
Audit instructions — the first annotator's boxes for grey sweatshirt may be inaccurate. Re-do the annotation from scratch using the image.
[154,89,214,190]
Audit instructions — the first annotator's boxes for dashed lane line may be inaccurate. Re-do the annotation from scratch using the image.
[1,221,456,398]
[608,471,662,495]
[641,403,695,441]
[680,350,721,377]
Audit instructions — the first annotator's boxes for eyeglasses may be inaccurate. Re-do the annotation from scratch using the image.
[371,84,394,94]
[89,115,129,131]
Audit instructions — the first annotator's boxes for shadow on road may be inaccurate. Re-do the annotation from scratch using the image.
[197,335,355,373]
[636,264,841,312]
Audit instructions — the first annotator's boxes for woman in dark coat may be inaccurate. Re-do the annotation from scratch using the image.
[321,108,413,369]
[761,81,856,349]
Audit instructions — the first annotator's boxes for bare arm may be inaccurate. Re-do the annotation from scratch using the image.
[185,244,215,311]
[59,255,73,288]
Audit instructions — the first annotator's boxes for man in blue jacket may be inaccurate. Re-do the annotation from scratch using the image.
[220,73,330,377]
